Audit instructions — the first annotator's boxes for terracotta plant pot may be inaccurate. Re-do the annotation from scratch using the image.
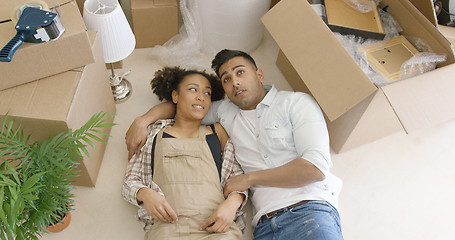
[46,211,72,233]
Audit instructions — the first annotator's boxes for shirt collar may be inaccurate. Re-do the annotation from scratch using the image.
[259,84,277,107]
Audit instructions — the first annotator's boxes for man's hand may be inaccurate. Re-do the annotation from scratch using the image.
[126,116,149,160]
[223,174,251,198]
[137,188,178,223]
[200,194,242,233]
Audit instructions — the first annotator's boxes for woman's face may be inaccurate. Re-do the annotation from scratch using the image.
[172,73,212,121]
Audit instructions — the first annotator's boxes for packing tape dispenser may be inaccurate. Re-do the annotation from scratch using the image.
[0,1,65,62]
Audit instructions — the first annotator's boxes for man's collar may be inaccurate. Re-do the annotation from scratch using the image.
[259,84,277,107]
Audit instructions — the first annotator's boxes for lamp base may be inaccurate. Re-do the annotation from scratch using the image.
[111,76,132,103]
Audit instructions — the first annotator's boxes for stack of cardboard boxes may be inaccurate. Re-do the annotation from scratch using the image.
[0,0,116,186]
[262,0,455,153]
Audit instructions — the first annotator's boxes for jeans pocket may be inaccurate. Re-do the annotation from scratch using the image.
[289,201,342,235]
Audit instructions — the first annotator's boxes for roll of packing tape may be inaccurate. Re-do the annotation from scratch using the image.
[10,0,50,24]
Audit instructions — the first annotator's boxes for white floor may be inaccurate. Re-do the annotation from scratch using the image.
[42,32,455,240]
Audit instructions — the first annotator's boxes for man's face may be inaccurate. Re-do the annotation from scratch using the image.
[218,56,266,110]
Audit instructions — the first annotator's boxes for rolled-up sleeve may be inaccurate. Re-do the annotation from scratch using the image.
[290,93,332,177]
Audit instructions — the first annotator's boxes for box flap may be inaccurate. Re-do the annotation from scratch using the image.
[408,0,438,27]
[381,63,455,133]
[262,0,377,121]
[0,0,72,21]
[381,0,455,67]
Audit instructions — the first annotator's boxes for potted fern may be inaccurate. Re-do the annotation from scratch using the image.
[0,112,115,239]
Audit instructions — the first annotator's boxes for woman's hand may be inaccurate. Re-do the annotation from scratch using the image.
[126,116,150,160]
[199,193,243,233]
[137,187,178,223]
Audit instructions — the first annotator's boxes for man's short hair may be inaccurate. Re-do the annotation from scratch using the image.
[211,49,258,78]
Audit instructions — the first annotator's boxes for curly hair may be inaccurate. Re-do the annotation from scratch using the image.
[150,66,225,102]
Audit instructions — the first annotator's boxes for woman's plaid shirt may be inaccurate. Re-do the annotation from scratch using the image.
[121,119,248,232]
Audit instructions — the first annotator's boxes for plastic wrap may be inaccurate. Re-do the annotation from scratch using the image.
[398,36,446,80]
[399,52,447,80]
[379,8,402,39]
[335,33,447,86]
[333,7,401,86]
[342,0,382,13]
[338,34,447,86]
[148,0,270,71]
[148,0,211,71]
[334,33,387,86]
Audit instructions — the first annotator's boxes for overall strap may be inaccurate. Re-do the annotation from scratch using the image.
[156,126,167,142]
[198,125,206,140]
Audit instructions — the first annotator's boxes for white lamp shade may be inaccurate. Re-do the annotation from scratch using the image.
[83,0,135,63]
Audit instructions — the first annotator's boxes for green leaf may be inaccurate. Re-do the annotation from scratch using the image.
[95,123,116,128]
[0,186,4,211]
[22,172,45,193]
[89,128,111,137]
[81,136,95,148]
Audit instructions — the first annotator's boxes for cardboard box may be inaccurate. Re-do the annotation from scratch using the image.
[321,0,385,39]
[409,0,439,27]
[0,31,116,187]
[263,0,455,153]
[0,0,94,91]
[438,24,455,45]
[271,0,281,8]
[130,0,178,48]
[76,0,84,13]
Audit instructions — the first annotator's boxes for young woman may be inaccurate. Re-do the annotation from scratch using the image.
[122,67,246,239]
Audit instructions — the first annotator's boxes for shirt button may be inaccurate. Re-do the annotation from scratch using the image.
[275,124,279,128]
[221,119,225,123]
[256,134,259,138]
[258,115,261,118]
[264,154,268,158]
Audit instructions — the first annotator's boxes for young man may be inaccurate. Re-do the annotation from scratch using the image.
[126,49,343,239]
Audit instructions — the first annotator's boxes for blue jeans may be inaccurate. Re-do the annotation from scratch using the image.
[253,201,343,240]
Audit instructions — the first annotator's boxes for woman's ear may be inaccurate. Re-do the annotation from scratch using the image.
[171,90,178,104]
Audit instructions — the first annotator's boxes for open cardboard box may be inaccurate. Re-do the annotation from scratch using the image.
[262,0,455,153]
[0,31,116,187]
[0,0,94,91]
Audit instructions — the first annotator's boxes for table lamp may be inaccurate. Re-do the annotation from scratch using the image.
[83,0,135,103]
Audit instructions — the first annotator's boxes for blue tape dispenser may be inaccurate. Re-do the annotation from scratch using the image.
[0,7,65,62]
